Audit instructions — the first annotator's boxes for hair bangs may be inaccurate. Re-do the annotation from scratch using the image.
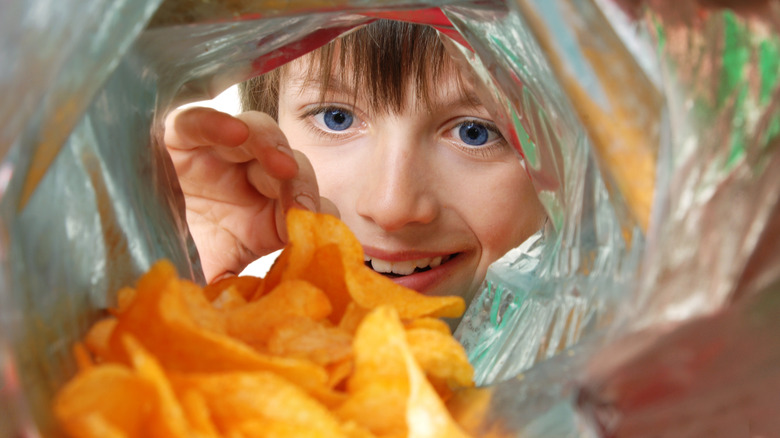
[240,19,474,118]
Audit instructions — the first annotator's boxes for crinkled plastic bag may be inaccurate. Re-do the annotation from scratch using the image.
[3,0,780,437]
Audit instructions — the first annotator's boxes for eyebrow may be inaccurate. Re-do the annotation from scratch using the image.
[433,90,485,111]
[285,68,487,114]
[286,72,354,98]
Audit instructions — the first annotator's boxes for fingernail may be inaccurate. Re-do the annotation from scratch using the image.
[275,143,295,159]
[294,192,317,212]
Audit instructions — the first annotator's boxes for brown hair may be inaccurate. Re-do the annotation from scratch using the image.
[239,20,468,119]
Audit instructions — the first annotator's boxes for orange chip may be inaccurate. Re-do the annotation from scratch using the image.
[267,316,352,366]
[336,305,473,437]
[326,357,353,390]
[226,279,332,349]
[308,383,350,409]
[122,335,191,438]
[402,338,472,438]
[273,210,360,321]
[106,261,330,393]
[338,302,371,334]
[342,421,380,438]
[203,275,263,302]
[304,243,353,323]
[406,328,474,390]
[337,381,410,436]
[72,343,94,372]
[56,210,477,438]
[169,371,346,437]
[178,278,227,335]
[337,307,410,436]
[68,414,128,438]
[346,266,466,319]
[284,209,467,320]
[115,287,136,314]
[404,317,453,335]
[178,390,219,436]
[84,318,116,362]
[54,364,154,437]
[259,245,293,297]
[209,286,247,311]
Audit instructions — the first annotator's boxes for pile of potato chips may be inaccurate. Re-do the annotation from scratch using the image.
[54,209,476,437]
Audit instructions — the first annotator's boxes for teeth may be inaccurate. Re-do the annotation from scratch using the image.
[369,258,393,274]
[391,260,417,275]
[366,255,449,275]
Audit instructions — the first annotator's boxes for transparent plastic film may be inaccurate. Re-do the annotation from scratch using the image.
[446,1,646,384]
[618,2,780,330]
[576,2,780,435]
[448,1,780,437]
[3,0,780,437]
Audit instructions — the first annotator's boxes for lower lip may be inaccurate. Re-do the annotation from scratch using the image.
[386,254,464,295]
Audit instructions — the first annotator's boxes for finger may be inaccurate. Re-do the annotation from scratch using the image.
[287,151,321,212]
[246,150,320,212]
[233,112,298,180]
[165,107,249,150]
[278,152,324,244]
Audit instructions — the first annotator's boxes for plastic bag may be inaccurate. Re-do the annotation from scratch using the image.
[3,0,780,436]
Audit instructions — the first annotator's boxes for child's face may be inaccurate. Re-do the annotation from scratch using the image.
[277,59,545,304]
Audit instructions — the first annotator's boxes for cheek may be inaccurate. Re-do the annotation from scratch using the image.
[277,114,358,208]
[293,145,363,214]
[453,161,544,264]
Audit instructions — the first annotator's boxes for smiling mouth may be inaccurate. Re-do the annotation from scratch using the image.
[364,254,457,278]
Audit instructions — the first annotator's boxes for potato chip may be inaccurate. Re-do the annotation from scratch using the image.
[402,340,472,438]
[70,414,128,438]
[83,318,115,363]
[209,286,247,311]
[179,278,227,335]
[338,302,371,334]
[405,328,474,390]
[115,287,136,314]
[345,267,465,319]
[337,382,410,437]
[403,317,452,335]
[178,390,219,437]
[342,421,380,438]
[259,243,293,297]
[283,209,467,319]
[336,307,411,436]
[72,343,93,372]
[106,261,330,393]
[336,305,474,437]
[169,371,345,437]
[122,335,192,438]
[304,243,353,322]
[203,275,263,302]
[54,364,154,437]
[56,210,476,438]
[326,357,354,390]
[267,210,359,321]
[226,279,332,349]
[266,316,352,366]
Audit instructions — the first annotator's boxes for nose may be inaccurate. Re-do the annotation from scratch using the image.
[355,132,439,232]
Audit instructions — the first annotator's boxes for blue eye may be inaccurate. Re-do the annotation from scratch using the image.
[322,109,354,131]
[458,122,490,146]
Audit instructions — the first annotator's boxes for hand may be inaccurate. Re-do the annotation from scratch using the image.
[164,107,335,283]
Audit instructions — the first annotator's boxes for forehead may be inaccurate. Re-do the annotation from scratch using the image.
[280,52,482,113]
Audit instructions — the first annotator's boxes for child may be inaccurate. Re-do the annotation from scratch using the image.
[164,19,546,308]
